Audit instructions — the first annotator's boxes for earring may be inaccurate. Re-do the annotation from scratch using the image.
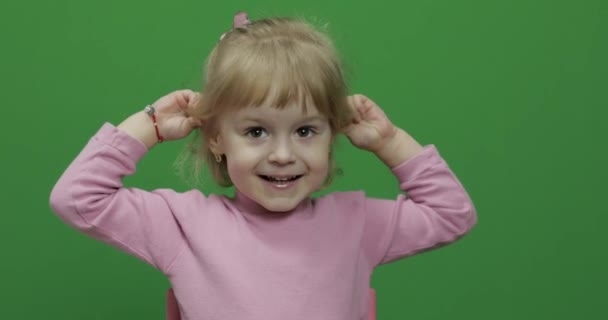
[214,154,222,163]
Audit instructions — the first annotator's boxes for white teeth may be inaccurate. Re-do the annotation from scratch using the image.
[262,175,299,182]
[273,176,293,181]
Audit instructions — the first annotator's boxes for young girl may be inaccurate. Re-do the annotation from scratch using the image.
[50,13,477,320]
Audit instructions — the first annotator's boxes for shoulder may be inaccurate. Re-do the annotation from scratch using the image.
[150,188,229,213]
[314,190,402,219]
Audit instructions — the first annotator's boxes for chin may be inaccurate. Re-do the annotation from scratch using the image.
[264,203,297,213]
[260,199,300,213]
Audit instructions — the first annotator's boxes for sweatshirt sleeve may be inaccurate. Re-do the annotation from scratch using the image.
[362,144,478,267]
[49,123,188,274]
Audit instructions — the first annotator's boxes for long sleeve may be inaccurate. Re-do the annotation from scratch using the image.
[362,144,478,267]
[49,123,190,274]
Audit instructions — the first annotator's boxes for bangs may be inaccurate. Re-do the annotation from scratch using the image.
[204,37,343,117]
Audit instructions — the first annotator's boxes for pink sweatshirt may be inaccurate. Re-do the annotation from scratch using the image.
[50,123,477,320]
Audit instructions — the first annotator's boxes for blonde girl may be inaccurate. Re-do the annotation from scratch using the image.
[50,12,477,320]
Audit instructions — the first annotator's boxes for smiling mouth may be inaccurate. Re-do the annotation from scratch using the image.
[259,175,303,182]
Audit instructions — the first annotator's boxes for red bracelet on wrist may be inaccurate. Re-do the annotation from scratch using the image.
[144,105,164,143]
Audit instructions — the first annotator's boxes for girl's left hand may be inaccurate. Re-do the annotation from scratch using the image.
[342,94,397,153]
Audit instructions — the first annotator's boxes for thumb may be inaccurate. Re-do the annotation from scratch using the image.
[340,122,356,137]
[187,116,203,129]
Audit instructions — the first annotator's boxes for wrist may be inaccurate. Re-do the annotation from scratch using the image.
[375,128,424,168]
[117,111,158,149]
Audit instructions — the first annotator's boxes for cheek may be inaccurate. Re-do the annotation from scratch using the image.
[224,146,263,178]
[304,142,332,171]
[225,158,253,189]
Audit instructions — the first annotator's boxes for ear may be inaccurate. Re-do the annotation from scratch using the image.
[208,133,224,155]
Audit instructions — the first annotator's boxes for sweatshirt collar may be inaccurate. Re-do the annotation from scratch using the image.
[232,189,311,219]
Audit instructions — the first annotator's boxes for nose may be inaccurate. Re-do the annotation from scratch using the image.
[268,137,296,165]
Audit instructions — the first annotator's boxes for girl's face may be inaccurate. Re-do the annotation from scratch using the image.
[210,103,333,212]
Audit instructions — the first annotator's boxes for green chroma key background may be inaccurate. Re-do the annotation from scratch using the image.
[0,0,606,319]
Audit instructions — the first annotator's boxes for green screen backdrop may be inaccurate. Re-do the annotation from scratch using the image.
[1,0,606,319]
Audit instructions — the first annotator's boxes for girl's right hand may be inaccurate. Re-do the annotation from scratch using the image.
[150,89,204,141]
[118,89,204,149]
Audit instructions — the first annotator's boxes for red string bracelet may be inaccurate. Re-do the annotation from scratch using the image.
[144,105,164,143]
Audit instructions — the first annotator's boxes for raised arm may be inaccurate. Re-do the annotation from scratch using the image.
[363,144,477,266]
[342,94,477,267]
[49,90,204,273]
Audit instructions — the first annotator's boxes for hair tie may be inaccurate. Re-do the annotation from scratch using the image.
[220,11,251,41]
[232,11,250,28]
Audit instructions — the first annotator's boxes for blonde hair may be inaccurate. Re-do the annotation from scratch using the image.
[178,16,353,188]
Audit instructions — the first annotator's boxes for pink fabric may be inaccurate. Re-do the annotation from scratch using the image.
[167,288,376,320]
[50,123,477,320]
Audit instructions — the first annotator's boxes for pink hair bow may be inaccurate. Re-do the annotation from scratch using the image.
[220,11,251,41]
[232,11,250,28]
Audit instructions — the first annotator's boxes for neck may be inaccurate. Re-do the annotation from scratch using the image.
[233,189,310,218]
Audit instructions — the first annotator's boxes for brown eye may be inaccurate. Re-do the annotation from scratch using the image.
[246,127,267,138]
[296,127,316,138]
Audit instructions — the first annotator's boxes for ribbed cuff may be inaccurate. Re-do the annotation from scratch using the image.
[93,122,149,163]
[390,144,443,183]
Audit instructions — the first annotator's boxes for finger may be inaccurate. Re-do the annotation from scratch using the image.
[176,89,194,98]
[363,96,376,112]
[356,94,372,113]
[189,92,202,108]
[185,90,198,103]
[355,95,369,120]
[348,96,362,123]
[358,96,380,123]
[188,116,203,128]
[175,93,189,110]
[340,123,355,135]
[174,89,195,109]
[358,94,370,105]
